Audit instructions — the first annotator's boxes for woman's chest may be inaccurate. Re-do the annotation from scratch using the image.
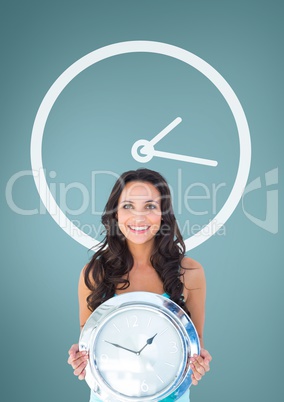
[116,266,164,295]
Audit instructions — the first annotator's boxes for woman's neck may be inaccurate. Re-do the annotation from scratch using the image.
[126,240,154,266]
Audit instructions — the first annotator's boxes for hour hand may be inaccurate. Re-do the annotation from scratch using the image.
[104,340,138,355]
[137,333,157,355]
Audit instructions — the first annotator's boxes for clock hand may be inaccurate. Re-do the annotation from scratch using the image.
[132,138,218,166]
[137,333,158,355]
[152,149,218,167]
[104,340,138,355]
[148,117,182,147]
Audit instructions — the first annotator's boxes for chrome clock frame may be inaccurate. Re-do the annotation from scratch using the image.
[79,291,200,402]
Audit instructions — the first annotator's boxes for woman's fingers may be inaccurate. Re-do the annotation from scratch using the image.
[67,350,88,366]
[191,374,199,385]
[78,368,86,381]
[67,343,89,380]
[190,349,212,385]
[70,352,88,368]
[73,358,88,376]
[68,343,79,357]
[190,362,204,381]
[193,354,209,373]
[200,348,212,365]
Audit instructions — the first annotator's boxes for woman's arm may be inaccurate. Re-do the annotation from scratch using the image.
[181,257,212,385]
[78,265,93,329]
[182,257,206,346]
[67,266,93,380]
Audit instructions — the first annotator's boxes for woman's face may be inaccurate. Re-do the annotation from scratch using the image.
[117,181,162,246]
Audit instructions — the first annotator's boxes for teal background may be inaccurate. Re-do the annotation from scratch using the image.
[1,1,283,401]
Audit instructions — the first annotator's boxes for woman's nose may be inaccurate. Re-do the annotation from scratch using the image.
[132,216,146,222]
[130,212,147,222]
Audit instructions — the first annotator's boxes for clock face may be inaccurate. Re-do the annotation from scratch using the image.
[92,306,185,399]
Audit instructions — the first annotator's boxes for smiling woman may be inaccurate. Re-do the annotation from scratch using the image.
[67,168,212,401]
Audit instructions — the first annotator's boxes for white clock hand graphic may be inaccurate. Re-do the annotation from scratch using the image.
[131,117,218,167]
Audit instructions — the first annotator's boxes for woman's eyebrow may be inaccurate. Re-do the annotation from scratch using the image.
[144,200,159,203]
[120,200,134,203]
[119,199,159,204]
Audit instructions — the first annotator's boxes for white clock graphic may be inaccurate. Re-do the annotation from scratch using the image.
[30,40,251,251]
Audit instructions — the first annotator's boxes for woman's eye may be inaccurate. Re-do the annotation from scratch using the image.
[146,204,157,209]
[123,204,133,209]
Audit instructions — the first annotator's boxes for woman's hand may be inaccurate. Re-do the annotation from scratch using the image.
[190,348,212,386]
[67,343,89,380]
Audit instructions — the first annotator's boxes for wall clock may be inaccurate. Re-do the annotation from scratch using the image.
[79,292,200,401]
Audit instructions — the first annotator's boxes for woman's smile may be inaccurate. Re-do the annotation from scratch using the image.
[128,225,151,234]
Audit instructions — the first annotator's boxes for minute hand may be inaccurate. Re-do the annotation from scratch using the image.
[152,149,218,167]
[104,340,138,355]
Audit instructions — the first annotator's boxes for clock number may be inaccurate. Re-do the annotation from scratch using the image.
[141,380,149,393]
[169,341,178,354]
[100,354,109,362]
[126,315,139,328]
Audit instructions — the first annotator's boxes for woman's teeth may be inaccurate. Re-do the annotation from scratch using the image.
[129,226,149,231]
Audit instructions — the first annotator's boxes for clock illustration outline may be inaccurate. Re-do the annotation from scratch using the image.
[30,40,251,251]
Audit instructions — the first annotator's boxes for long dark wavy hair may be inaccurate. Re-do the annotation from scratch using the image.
[84,168,189,314]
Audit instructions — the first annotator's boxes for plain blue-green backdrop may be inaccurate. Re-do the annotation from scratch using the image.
[1,1,283,401]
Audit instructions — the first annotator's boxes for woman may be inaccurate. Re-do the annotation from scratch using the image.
[68,168,212,401]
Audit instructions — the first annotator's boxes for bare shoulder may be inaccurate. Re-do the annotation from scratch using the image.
[78,263,97,298]
[78,264,90,291]
[79,263,88,282]
[181,256,202,270]
[180,256,206,291]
